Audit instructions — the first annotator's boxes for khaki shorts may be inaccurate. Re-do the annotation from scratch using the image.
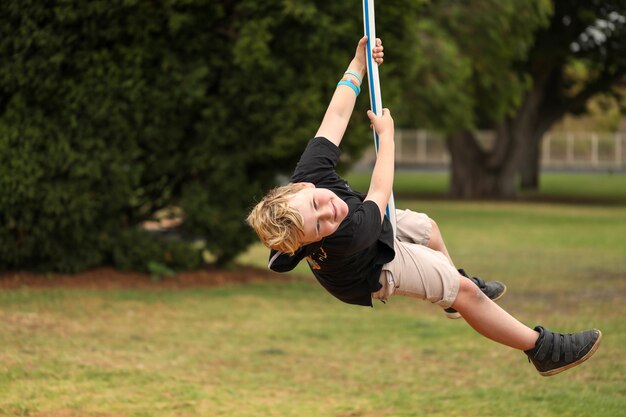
[372,209,460,308]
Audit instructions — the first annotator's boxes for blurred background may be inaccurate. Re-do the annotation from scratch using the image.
[0,0,624,272]
[1,1,625,416]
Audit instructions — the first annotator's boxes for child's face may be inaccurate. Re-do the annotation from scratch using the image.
[289,183,349,244]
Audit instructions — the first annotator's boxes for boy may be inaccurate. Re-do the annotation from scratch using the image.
[247,36,602,376]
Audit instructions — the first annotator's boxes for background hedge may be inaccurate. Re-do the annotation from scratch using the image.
[0,0,423,272]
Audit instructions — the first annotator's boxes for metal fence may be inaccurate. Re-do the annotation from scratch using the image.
[357,130,626,171]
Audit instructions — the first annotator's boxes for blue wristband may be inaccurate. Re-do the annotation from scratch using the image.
[337,80,360,96]
[344,69,363,84]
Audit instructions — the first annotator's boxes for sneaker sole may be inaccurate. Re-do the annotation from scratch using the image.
[445,283,508,320]
[539,329,603,377]
[445,310,462,319]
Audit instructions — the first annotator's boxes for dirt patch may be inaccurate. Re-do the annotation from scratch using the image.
[0,266,295,290]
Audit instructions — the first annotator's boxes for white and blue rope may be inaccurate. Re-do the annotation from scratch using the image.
[363,0,397,236]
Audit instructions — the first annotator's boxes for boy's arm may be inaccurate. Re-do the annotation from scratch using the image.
[364,108,394,223]
[315,36,383,148]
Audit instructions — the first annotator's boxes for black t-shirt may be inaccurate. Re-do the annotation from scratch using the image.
[268,137,395,307]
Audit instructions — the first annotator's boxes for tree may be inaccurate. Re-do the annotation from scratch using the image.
[0,0,425,271]
[395,0,626,197]
[388,0,552,197]
[517,1,626,189]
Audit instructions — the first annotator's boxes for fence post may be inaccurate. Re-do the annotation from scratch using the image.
[617,133,623,169]
[414,130,419,163]
[591,133,598,166]
[567,133,574,165]
[443,133,450,164]
[418,130,427,163]
[396,129,403,163]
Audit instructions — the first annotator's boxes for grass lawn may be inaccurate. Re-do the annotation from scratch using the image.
[2,178,626,416]
[344,171,626,202]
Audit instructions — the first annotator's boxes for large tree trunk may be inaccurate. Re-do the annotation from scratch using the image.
[447,75,560,198]
[517,105,566,191]
[514,67,621,191]
[448,97,541,198]
[519,131,542,190]
[447,129,519,198]
[519,145,540,190]
[517,88,560,192]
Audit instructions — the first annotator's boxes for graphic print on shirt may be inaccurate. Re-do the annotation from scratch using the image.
[305,246,328,270]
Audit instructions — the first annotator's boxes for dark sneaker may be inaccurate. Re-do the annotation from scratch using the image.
[444,269,507,319]
[525,326,602,376]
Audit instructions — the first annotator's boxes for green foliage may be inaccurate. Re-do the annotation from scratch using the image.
[112,230,201,273]
[0,0,205,271]
[6,0,616,270]
[0,0,428,271]
[147,261,176,282]
[406,0,626,133]
[388,0,552,132]
[555,93,624,131]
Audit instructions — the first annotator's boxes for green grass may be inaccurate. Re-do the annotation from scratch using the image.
[2,184,626,416]
[344,171,626,201]
[526,172,626,200]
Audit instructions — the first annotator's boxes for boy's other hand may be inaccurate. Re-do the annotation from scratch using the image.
[367,108,394,137]
[354,36,384,68]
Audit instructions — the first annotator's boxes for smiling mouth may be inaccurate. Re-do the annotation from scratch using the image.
[331,201,336,222]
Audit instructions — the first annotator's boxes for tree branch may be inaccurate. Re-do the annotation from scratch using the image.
[560,67,626,116]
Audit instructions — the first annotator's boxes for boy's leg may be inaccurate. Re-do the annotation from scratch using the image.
[443,268,506,319]
[452,277,538,350]
[426,218,454,266]
[423,216,507,319]
[379,242,602,376]
[395,210,453,264]
[452,277,602,376]
[394,209,507,319]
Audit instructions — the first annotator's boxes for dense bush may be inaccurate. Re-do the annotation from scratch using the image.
[1,1,424,272]
[0,1,213,272]
[112,230,201,273]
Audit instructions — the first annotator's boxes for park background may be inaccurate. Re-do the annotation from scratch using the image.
[1,1,625,416]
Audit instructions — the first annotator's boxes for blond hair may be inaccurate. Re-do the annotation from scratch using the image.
[246,183,307,255]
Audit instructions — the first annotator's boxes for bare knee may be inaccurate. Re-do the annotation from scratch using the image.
[430,219,440,237]
[452,277,486,310]
[429,219,442,246]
